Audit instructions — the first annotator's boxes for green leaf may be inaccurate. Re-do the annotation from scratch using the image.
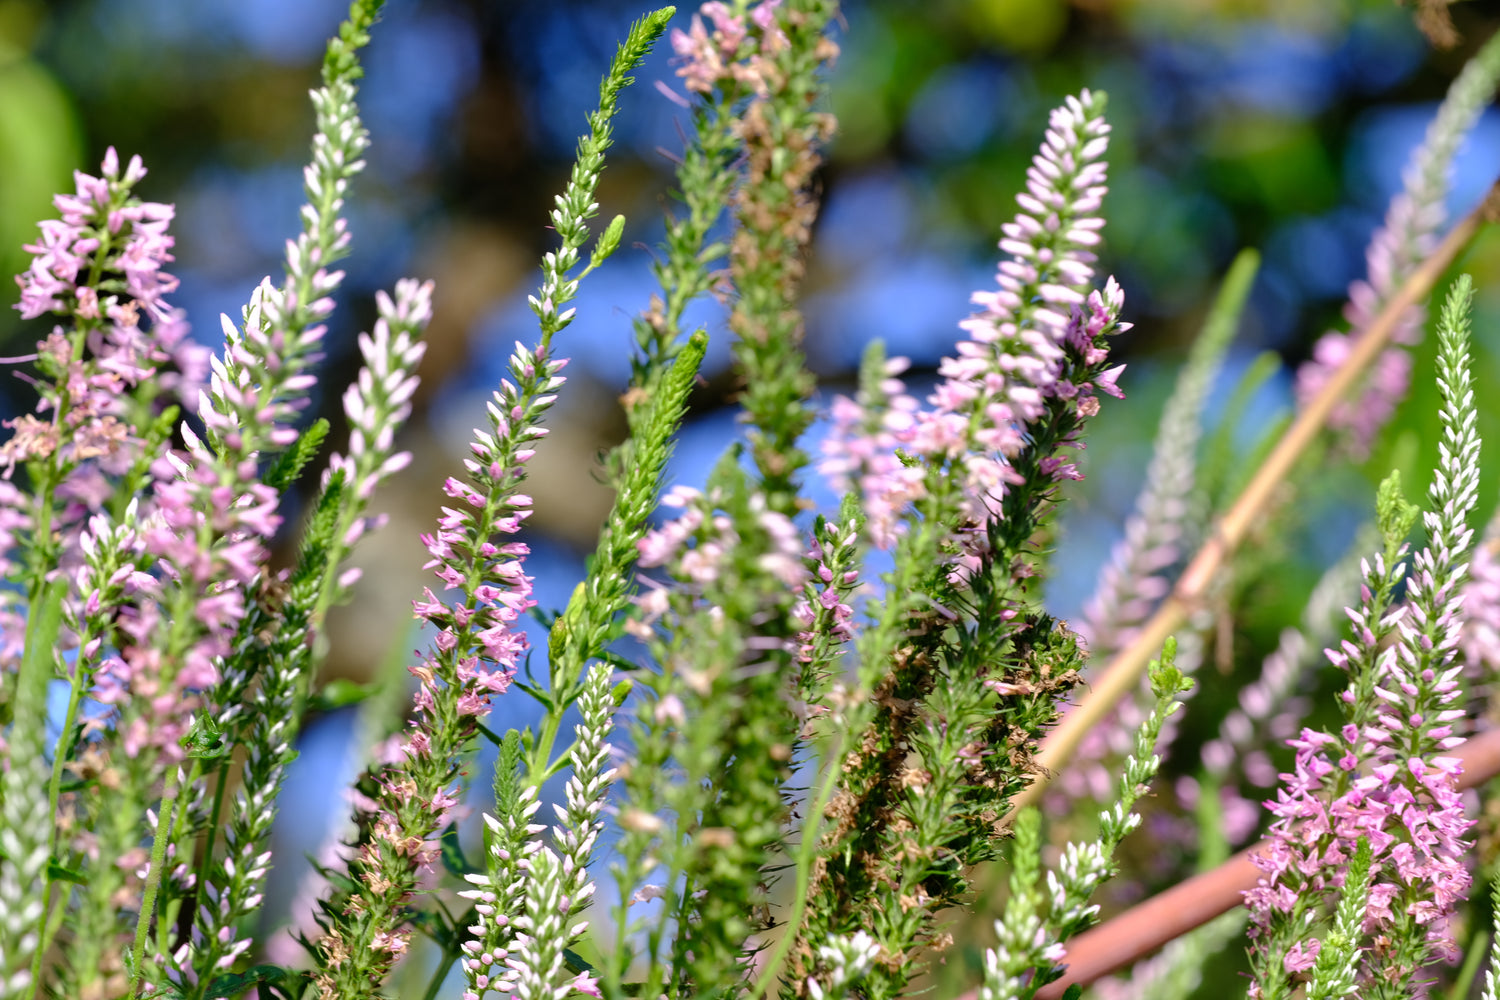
[292,469,347,589]
[493,728,524,817]
[440,823,475,877]
[1376,469,1419,549]
[304,857,357,897]
[47,859,88,885]
[181,710,231,760]
[596,649,645,675]
[475,721,507,748]
[513,678,553,711]
[21,576,65,683]
[1147,636,1191,700]
[261,971,315,1000]
[141,984,187,1000]
[204,966,288,997]
[309,677,378,712]
[408,907,459,950]
[589,214,627,270]
[264,418,331,493]
[549,581,589,665]
[1199,248,1258,353]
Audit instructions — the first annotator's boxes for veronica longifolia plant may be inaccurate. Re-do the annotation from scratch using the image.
[2,3,1500,1000]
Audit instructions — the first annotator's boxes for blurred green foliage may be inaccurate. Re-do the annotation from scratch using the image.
[5,0,1500,959]
[0,0,80,320]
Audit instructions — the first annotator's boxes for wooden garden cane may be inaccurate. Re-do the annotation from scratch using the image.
[998,179,1500,823]
[1020,726,1500,998]
[966,180,1500,994]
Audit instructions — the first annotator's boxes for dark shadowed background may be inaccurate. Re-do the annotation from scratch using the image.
[3,0,1499,987]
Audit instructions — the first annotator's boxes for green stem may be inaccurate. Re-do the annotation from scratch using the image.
[128,765,181,1000]
[748,732,847,1000]
[191,763,233,922]
[42,669,84,841]
[157,760,203,963]
[28,669,86,997]
[17,579,66,1000]
[420,950,460,1000]
[24,463,58,603]
[525,702,577,790]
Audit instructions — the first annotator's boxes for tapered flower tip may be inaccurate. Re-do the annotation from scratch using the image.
[1094,365,1126,398]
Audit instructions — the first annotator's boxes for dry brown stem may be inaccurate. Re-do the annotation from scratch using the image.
[1022,726,1500,998]
[1006,178,1500,820]
[946,727,1500,1000]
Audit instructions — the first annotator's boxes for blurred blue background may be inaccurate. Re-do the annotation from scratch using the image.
[4,0,1500,983]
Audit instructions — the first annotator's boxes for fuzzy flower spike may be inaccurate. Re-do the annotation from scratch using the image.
[1295,29,1500,456]
[1247,275,1481,999]
[69,3,390,994]
[186,278,433,985]
[823,89,1129,560]
[312,9,674,996]
[2,146,212,1000]
[799,89,1130,1000]
[310,326,561,992]
[5,146,204,588]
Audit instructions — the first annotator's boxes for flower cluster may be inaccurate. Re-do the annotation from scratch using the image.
[818,354,925,550]
[0,150,220,812]
[669,0,786,95]
[16,148,184,332]
[478,662,617,1000]
[1247,715,1470,984]
[329,281,430,505]
[805,931,881,1000]
[823,90,1127,561]
[635,483,809,601]
[4,147,204,543]
[11,4,1500,1000]
[314,331,559,988]
[408,342,560,718]
[1248,279,1481,997]
[188,277,435,982]
[791,515,860,670]
[1294,29,1500,456]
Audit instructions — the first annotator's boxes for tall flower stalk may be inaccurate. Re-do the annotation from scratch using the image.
[1247,276,1481,999]
[188,281,431,992]
[2,4,1500,1000]
[800,87,1131,999]
[310,10,674,997]
[0,143,205,998]
[1295,28,1500,454]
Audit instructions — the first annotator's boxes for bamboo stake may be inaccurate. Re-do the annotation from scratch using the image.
[1007,179,1500,817]
[1007,725,1500,998]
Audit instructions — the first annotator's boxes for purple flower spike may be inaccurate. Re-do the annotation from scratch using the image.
[1249,279,1481,995]
[822,91,1128,557]
[316,319,568,991]
[1294,37,1500,456]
